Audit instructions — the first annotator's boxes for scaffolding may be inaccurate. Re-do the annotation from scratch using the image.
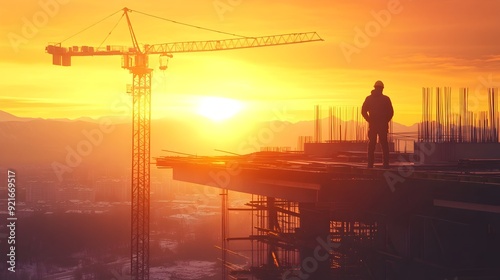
[222,194,378,279]
[246,196,301,279]
[329,220,377,279]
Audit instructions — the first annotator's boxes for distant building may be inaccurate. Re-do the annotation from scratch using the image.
[94,178,129,202]
[56,186,95,202]
[26,180,57,202]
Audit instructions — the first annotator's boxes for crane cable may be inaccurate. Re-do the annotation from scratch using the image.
[97,12,125,50]
[58,8,123,44]
[130,9,249,38]
[57,7,250,46]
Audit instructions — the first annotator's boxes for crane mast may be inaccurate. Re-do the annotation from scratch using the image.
[123,9,151,280]
[131,70,151,280]
[45,7,322,280]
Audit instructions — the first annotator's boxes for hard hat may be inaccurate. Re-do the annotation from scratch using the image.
[374,80,384,88]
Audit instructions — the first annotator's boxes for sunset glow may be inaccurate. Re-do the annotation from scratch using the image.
[196,96,244,122]
[1,0,499,126]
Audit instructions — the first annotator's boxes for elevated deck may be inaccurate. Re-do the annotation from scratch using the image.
[156,151,500,203]
[156,151,500,279]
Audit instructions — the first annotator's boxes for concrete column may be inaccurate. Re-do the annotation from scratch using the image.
[297,203,331,280]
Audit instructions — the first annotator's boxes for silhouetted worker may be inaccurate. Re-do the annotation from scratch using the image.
[361,80,394,168]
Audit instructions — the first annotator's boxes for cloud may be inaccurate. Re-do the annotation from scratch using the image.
[0,97,99,116]
[382,53,500,74]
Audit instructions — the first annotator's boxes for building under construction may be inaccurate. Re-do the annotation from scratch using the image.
[156,87,500,280]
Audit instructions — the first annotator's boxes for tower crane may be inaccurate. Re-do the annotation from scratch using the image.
[45,7,323,280]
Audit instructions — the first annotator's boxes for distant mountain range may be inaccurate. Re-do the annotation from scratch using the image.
[0,110,35,122]
[0,110,417,179]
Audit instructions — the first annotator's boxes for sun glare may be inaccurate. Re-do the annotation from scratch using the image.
[196,96,243,122]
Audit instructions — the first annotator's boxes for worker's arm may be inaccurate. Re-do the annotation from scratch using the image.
[361,97,370,122]
[386,97,394,122]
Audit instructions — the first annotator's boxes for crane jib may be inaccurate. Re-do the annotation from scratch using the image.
[45,32,322,67]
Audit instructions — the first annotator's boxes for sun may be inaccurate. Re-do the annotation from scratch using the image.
[196,96,243,122]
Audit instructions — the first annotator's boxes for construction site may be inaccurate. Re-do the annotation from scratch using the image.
[156,87,500,280]
[43,7,500,280]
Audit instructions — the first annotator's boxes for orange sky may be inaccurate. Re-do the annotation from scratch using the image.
[1,0,500,125]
